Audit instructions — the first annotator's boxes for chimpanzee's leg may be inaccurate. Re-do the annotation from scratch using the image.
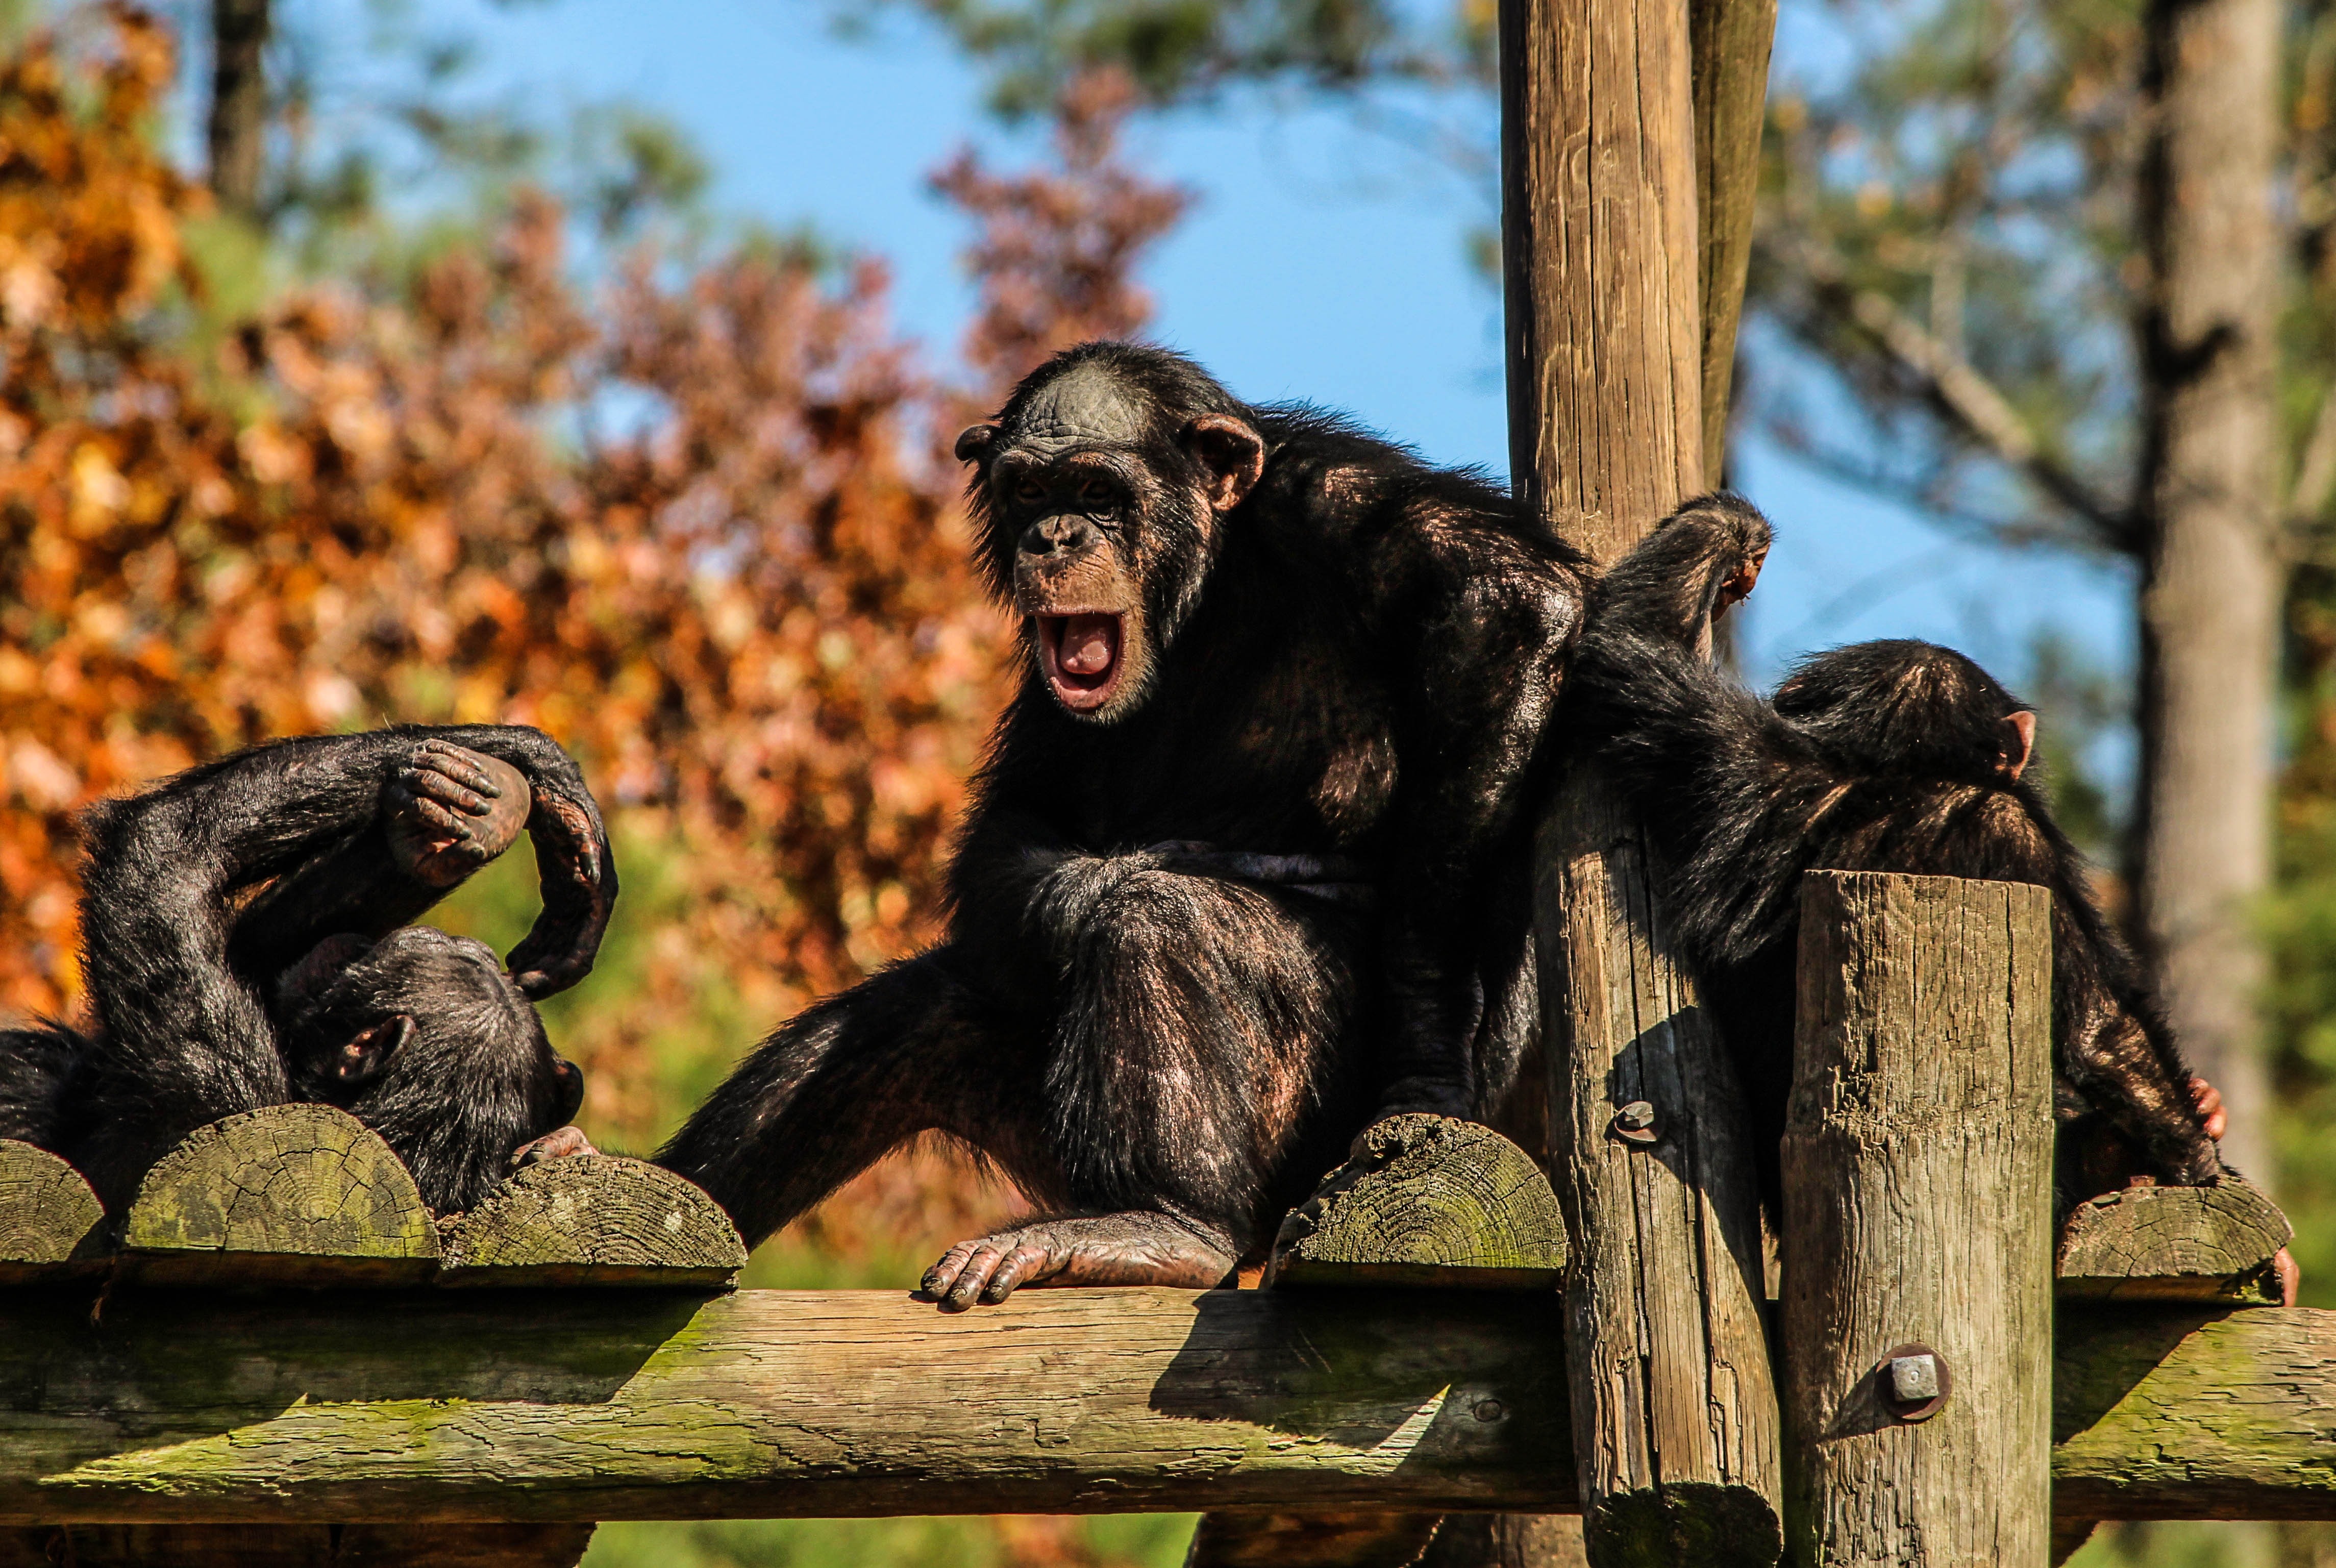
[920,859,1373,1308]
[655,949,1050,1251]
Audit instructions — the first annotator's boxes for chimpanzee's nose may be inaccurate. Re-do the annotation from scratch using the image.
[1021,516,1098,557]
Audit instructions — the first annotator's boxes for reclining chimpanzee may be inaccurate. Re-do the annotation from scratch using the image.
[0,726,615,1214]
[652,342,1588,1306]
[1564,493,2227,1210]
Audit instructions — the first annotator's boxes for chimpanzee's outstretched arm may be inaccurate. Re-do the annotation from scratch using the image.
[655,950,1036,1249]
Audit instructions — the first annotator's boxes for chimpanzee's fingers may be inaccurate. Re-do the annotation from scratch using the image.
[398,790,476,841]
[2188,1075,2228,1141]
[410,741,504,802]
[2278,1247,2300,1307]
[943,1245,1013,1311]
[918,1242,980,1302]
[400,764,495,821]
[979,1241,1060,1303]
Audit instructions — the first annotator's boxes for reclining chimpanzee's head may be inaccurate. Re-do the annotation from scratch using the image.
[275,926,585,1213]
[954,343,1266,723]
[1773,639,2036,784]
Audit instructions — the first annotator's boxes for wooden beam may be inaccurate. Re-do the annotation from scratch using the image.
[441,1155,744,1288]
[2056,1180,2291,1305]
[0,1141,104,1283]
[0,1286,2330,1523]
[1501,0,1783,1555]
[0,1286,1575,1524]
[1688,0,1778,481]
[1264,1115,1566,1290]
[1783,872,2056,1565]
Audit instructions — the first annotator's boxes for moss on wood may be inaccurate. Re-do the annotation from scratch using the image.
[441,1155,744,1287]
[0,1141,106,1282]
[1265,1115,1565,1290]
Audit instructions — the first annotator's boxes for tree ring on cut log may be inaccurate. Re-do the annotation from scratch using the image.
[441,1154,745,1287]
[0,1140,108,1281]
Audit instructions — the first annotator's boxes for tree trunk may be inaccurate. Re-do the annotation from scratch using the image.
[2129,0,2283,1189]
[207,0,270,220]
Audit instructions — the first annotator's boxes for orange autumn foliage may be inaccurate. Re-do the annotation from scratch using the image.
[0,13,1184,1163]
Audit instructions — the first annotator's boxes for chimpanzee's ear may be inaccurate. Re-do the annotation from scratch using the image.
[2002,710,2037,780]
[955,423,1000,463]
[1183,415,1265,511]
[335,1014,415,1087]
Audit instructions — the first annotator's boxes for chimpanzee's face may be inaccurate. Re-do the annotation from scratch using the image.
[957,361,1263,724]
[275,926,585,1132]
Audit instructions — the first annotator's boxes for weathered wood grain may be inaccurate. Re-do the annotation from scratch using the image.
[2054,1305,2336,1520]
[1784,872,2055,1567]
[0,1140,106,1282]
[0,1284,2327,1523]
[2056,1179,2292,1304]
[120,1104,439,1287]
[440,1155,744,1287]
[1688,0,1777,481]
[0,1286,1575,1524]
[0,1524,595,1566]
[1537,780,1783,1567]
[1265,1115,1566,1291]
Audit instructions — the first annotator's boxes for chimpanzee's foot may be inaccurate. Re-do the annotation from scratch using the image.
[918,1211,1239,1310]
[386,740,532,887]
[511,1124,600,1169]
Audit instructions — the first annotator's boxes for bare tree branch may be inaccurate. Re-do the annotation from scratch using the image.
[1778,236,2138,553]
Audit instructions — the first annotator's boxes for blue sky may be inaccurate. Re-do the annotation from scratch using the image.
[275,0,2140,718]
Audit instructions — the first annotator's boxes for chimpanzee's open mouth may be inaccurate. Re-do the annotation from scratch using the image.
[1035,612,1124,713]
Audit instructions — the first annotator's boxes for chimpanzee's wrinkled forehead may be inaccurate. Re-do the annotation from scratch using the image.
[997,362,1152,462]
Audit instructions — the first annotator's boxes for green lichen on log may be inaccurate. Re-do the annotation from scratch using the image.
[120,1104,438,1286]
[2056,1180,2292,1304]
[2054,1306,2336,1519]
[0,1524,595,1566]
[0,1140,106,1281]
[441,1155,745,1287]
[1264,1114,1567,1289]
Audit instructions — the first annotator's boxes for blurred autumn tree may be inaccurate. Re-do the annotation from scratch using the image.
[0,2,1182,1226]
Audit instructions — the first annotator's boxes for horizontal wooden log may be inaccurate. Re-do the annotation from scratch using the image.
[0,1141,106,1283]
[2054,1305,2336,1520]
[440,1155,745,1287]
[2056,1180,2291,1304]
[1264,1114,1566,1290]
[0,1286,1574,1524]
[0,1287,2326,1524]
[120,1105,439,1288]
[0,1524,595,1567]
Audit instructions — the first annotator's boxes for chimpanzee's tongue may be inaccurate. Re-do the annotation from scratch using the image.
[1058,614,1117,677]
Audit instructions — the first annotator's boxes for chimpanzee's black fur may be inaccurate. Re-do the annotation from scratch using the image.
[1565,494,2222,1208]
[658,343,1588,1305]
[0,726,614,1214]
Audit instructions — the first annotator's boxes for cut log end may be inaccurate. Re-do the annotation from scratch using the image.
[441,1154,745,1287]
[0,1140,107,1281]
[2056,1179,2293,1304]
[1263,1114,1565,1290]
[120,1104,439,1287]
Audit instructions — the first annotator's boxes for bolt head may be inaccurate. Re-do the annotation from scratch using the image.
[1473,1399,1505,1423]
[1887,1354,1941,1403]
[1611,1101,1660,1143]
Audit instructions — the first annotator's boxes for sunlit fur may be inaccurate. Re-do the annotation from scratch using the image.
[1567,494,2220,1211]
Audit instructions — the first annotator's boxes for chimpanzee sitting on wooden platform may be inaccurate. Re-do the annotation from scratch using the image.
[0,726,615,1215]
[647,342,1589,1306]
[1564,493,2229,1212]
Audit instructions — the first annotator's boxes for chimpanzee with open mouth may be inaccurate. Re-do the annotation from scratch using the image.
[655,342,1588,1306]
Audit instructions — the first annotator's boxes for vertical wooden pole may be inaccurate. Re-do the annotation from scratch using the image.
[1504,0,1783,1559]
[1783,872,2054,1567]
[1689,0,1779,482]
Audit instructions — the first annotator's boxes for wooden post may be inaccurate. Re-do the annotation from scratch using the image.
[1783,872,2054,1566]
[1689,0,1778,481]
[1503,0,1784,1556]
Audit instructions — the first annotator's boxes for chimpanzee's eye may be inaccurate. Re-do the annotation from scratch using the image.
[1081,479,1115,510]
[1014,477,1046,506]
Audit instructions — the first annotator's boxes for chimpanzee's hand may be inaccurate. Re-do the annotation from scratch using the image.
[385,741,532,888]
[916,1211,1238,1310]
[439,726,617,1001]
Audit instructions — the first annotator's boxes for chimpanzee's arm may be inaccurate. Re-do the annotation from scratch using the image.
[1358,492,1587,1116]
